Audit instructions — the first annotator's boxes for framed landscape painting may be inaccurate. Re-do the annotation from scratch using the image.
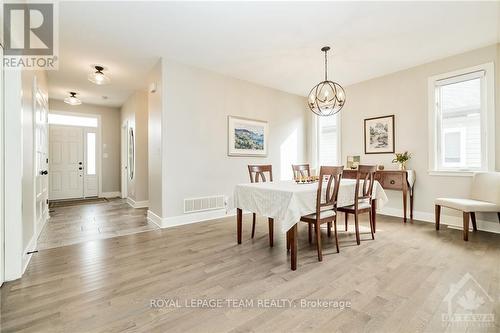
[364,115,395,154]
[228,116,268,157]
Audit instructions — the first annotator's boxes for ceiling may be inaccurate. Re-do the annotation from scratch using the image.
[49,1,500,107]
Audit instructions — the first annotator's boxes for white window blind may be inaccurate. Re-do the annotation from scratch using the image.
[317,114,339,166]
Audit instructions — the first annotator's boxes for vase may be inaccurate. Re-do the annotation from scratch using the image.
[398,162,407,171]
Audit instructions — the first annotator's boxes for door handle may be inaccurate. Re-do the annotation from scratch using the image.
[78,162,83,165]
[40,170,48,175]
[78,167,83,170]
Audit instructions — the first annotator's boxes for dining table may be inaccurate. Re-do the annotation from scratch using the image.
[234,179,389,270]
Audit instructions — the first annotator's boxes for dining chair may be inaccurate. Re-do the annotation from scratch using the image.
[247,165,275,247]
[292,164,311,180]
[338,165,377,245]
[299,166,343,261]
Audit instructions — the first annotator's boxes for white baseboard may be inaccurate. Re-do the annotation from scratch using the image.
[100,191,121,198]
[379,207,500,234]
[126,197,149,208]
[146,210,163,228]
[147,208,237,229]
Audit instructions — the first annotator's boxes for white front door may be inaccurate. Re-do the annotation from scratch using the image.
[34,81,49,235]
[49,125,84,200]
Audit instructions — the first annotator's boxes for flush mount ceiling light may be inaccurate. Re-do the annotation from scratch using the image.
[308,46,346,116]
[64,92,82,106]
[88,65,111,85]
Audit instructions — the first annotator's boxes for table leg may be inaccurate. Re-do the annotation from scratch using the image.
[410,188,414,221]
[288,224,298,271]
[402,189,407,223]
[268,218,274,247]
[371,199,377,233]
[237,208,242,244]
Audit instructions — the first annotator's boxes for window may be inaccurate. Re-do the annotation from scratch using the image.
[86,132,96,175]
[317,114,340,166]
[428,63,495,174]
[48,113,98,127]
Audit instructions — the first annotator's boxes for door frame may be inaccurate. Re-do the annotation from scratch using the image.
[32,76,49,240]
[121,121,128,199]
[0,42,4,286]
[48,111,102,198]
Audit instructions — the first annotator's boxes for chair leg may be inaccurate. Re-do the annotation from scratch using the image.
[334,218,339,253]
[327,222,332,238]
[354,212,360,245]
[286,232,290,252]
[315,221,323,261]
[308,224,312,244]
[471,212,477,231]
[251,213,256,238]
[463,212,470,241]
[435,205,441,230]
[345,212,348,231]
[268,218,274,247]
[498,212,500,223]
[368,210,374,240]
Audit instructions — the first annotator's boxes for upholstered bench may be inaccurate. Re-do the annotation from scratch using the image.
[435,172,500,241]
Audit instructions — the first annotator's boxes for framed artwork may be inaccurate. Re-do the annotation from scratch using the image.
[364,115,395,154]
[228,116,268,157]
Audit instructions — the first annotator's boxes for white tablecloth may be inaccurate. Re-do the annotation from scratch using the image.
[234,180,388,233]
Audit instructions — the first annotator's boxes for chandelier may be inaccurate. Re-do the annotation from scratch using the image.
[308,46,346,116]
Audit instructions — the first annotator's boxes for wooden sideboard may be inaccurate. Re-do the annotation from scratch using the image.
[342,170,414,223]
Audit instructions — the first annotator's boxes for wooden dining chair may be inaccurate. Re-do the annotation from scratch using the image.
[338,165,377,245]
[247,165,274,247]
[292,164,311,180]
[299,166,343,261]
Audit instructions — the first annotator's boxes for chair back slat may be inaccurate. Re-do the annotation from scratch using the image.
[354,165,377,206]
[316,166,343,215]
[248,165,273,183]
[292,164,311,180]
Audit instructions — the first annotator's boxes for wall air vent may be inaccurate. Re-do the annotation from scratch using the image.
[184,195,226,214]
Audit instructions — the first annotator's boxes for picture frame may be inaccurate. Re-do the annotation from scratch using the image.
[228,116,268,157]
[364,115,395,154]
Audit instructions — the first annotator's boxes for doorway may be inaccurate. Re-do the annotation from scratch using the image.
[121,121,128,199]
[48,113,100,200]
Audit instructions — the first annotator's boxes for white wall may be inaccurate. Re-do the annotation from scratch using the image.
[341,44,500,230]
[49,99,121,195]
[159,60,308,223]
[121,90,149,204]
[147,60,164,219]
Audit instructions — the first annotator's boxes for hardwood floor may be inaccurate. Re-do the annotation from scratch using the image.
[2,213,499,332]
[37,198,158,250]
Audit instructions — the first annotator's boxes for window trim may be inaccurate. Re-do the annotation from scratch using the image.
[427,62,495,175]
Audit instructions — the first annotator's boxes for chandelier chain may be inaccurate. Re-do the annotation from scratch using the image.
[324,49,328,81]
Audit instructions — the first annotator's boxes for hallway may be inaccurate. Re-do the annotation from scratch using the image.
[37,199,158,250]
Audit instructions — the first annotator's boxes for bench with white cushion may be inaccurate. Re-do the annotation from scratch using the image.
[435,172,500,241]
